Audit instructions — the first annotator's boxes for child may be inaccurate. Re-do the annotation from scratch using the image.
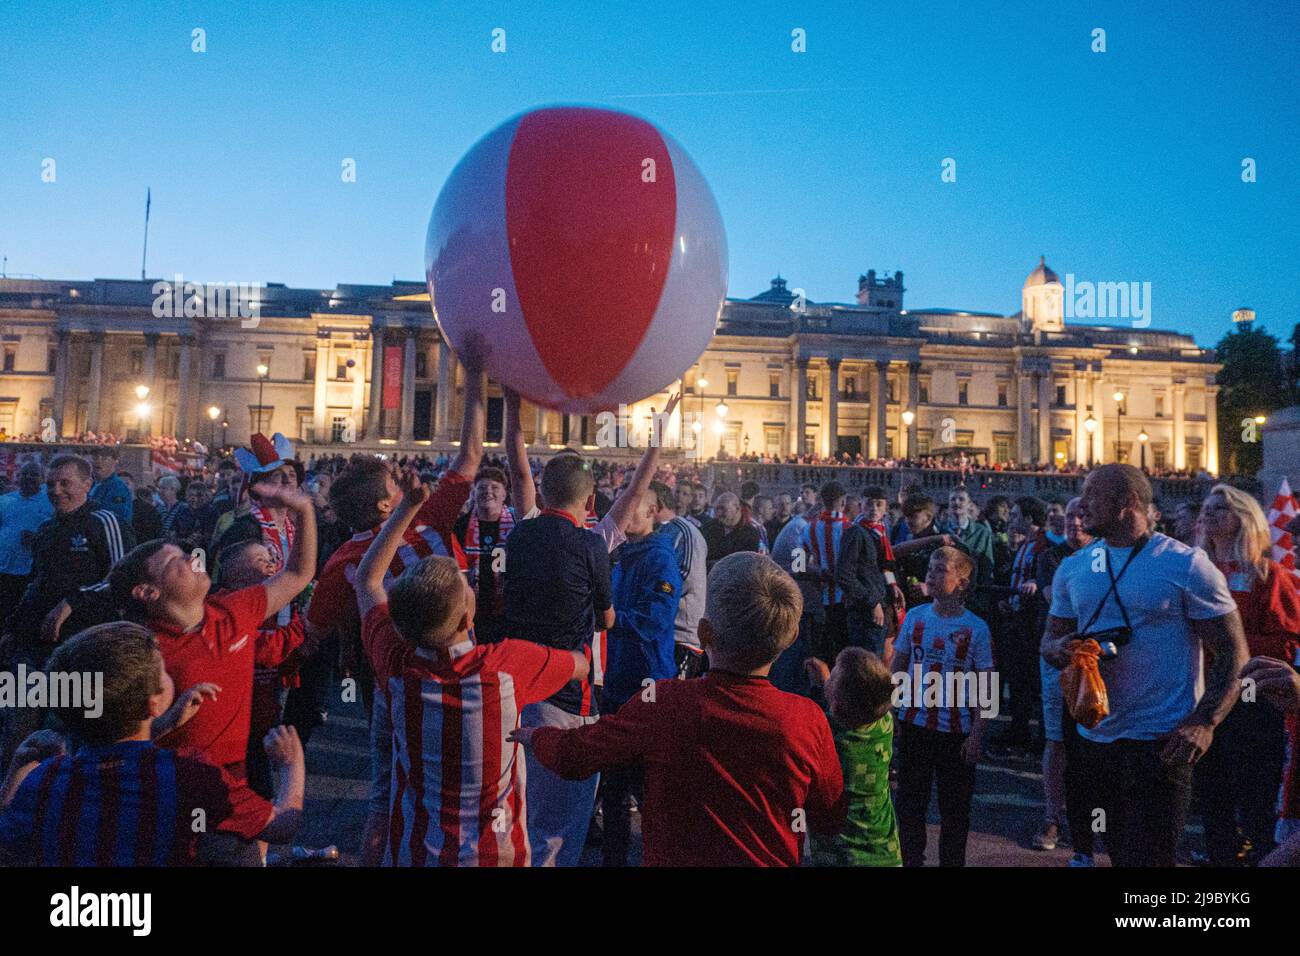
[108,485,316,783]
[0,621,303,866]
[805,648,902,866]
[511,552,846,866]
[892,546,993,867]
[355,468,588,867]
[501,451,615,866]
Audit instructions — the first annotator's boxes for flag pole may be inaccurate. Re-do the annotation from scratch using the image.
[140,188,151,281]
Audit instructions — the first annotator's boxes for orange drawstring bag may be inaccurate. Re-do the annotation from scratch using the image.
[1060,639,1109,730]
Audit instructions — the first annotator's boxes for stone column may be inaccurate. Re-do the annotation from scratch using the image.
[52,329,70,437]
[1090,374,1106,464]
[142,333,159,439]
[1016,366,1033,465]
[1073,370,1087,466]
[313,331,330,443]
[85,332,105,434]
[825,358,840,459]
[534,403,547,446]
[906,361,920,459]
[399,328,417,443]
[1037,369,1053,466]
[1205,384,1220,475]
[437,345,456,442]
[793,358,808,456]
[366,324,385,439]
[874,359,890,459]
[1172,381,1186,470]
[173,335,194,440]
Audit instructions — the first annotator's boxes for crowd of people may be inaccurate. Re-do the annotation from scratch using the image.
[0,357,1297,868]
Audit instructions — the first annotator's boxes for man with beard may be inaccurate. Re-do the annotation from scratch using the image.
[1041,465,1245,867]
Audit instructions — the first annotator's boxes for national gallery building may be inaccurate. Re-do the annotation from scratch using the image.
[0,257,1221,473]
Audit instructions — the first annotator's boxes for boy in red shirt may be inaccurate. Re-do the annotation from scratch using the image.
[356,468,587,866]
[108,486,317,782]
[511,551,846,866]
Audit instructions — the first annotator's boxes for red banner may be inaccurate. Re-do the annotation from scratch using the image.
[383,346,403,410]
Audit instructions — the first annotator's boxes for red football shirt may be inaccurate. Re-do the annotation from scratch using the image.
[153,584,269,771]
[532,671,847,866]
[307,471,471,643]
[362,604,576,866]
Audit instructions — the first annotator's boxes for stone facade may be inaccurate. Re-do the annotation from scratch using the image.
[0,257,1221,471]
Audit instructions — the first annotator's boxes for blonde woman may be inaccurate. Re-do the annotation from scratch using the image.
[1194,484,1300,865]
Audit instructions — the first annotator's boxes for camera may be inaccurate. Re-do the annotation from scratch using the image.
[1083,625,1132,660]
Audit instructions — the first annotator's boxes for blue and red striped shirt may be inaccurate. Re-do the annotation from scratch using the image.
[0,741,272,866]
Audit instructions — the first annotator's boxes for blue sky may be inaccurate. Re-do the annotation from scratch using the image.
[1,0,1295,346]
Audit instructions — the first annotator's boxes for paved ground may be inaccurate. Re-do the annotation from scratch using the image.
[293,699,1210,867]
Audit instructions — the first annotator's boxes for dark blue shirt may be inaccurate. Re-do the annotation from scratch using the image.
[501,511,612,715]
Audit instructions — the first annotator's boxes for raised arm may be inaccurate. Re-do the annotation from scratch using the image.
[502,387,536,515]
[355,467,429,619]
[606,392,680,533]
[259,488,317,617]
[448,338,486,481]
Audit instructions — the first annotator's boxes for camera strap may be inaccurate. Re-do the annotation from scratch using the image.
[1080,534,1150,637]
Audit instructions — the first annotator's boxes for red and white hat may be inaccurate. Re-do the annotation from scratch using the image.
[234,432,295,477]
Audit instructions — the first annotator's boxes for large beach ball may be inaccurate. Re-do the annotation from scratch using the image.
[425,106,728,414]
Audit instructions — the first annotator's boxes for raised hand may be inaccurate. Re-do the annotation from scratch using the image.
[397,466,430,509]
[176,682,221,727]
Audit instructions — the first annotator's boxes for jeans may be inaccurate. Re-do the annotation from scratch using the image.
[1075,735,1193,867]
[523,701,600,867]
[1195,702,1285,864]
[895,720,976,867]
[846,604,887,656]
[600,761,644,867]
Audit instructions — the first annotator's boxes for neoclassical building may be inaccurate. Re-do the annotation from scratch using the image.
[0,258,1221,472]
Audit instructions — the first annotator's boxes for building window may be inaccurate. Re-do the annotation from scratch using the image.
[2,347,14,372]
[1056,384,1066,406]
[684,368,697,395]
[958,381,969,406]
[994,435,1012,463]
[331,415,350,443]
[726,369,738,396]
[843,375,857,400]
[764,426,783,457]
[956,430,974,447]
[304,351,316,381]
[47,348,57,374]
[917,431,932,456]
[919,380,930,404]
[129,350,143,375]
[997,384,1008,407]
[889,378,897,403]
[803,428,817,456]
[1155,395,1164,417]
[212,353,226,379]
[1153,446,1167,470]
[250,406,273,434]
[769,372,780,399]
[806,376,818,401]
[335,354,351,380]
[416,351,429,379]
[1186,446,1201,471]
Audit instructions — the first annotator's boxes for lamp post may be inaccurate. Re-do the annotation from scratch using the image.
[221,419,229,449]
[1084,414,1097,468]
[256,362,269,434]
[1138,429,1149,471]
[901,408,915,460]
[208,405,221,452]
[1113,390,1125,464]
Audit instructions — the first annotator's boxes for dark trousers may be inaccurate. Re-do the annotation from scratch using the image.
[0,572,30,624]
[895,720,976,867]
[1005,614,1041,739]
[813,603,848,663]
[283,632,338,745]
[601,762,644,867]
[1061,712,1096,856]
[1195,702,1285,864]
[846,604,887,656]
[1075,735,1193,867]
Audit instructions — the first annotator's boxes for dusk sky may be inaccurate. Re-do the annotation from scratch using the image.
[2,0,1295,347]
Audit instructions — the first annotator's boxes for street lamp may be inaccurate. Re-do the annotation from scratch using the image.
[256,362,269,433]
[208,405,221,451]
[1138,429,1149,471]
[135,384,150,401]
[1113,391,1125,463]
[1083,414,1097,468]
[715,399,728,418]
[1255,415,1267,425]
[221,419,229,449]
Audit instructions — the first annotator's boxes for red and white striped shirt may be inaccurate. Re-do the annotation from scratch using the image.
[362,603,577,866]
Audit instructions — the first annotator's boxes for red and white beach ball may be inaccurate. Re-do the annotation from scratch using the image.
[425,106,728,414]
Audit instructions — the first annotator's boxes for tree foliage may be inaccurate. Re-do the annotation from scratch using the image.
[1215,325,1288,475]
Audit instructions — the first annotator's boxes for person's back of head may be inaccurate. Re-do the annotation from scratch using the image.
[330,456,395,532]
[826,647,894,728]
[387,555,473,649]
[47,621,164,744]
[701,552,802,673]
[541,453,595,512]
[820,480,846,512]
[740,481,760,504]
[1014,495,1048,530]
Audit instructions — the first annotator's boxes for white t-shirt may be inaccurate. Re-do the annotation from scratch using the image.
[1048,532,1236,743]
[892,603,994,735]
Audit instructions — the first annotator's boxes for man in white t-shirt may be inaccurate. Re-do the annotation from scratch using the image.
[1042,464,1245,867]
